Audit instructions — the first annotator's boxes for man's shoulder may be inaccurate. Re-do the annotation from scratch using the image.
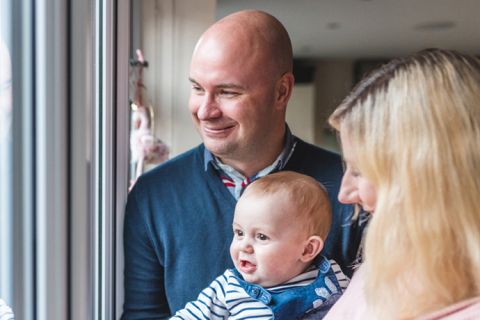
[294,138,341,162]
[141,144,204,180]
[129,144,206,196]
[285,138,344,202]
[288,138,343,172]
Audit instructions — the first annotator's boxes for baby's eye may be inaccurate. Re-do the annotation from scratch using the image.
[233,229,244,237]
[256,233,269,241]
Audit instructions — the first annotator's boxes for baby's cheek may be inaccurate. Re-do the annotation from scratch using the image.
[229,243,239,260]
[260,256,282,274]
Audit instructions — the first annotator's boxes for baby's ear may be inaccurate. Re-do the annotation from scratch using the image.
[300,236,324,263]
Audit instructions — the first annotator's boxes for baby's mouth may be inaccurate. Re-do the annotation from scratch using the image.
[239,260,257,273]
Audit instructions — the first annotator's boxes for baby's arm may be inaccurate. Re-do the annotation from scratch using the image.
[170,273,231,320]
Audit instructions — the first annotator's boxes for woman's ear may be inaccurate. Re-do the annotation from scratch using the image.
[300,236,324,263]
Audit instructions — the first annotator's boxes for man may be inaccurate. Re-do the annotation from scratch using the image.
[122,10,365,319]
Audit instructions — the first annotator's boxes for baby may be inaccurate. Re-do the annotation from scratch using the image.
[172,171,349,319]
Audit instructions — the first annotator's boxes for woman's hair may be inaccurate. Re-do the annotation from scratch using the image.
[329,49,480,318]
[241,171,332,239]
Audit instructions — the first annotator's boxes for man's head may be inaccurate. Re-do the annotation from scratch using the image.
[229,171,332,287]
[188,10,295,176]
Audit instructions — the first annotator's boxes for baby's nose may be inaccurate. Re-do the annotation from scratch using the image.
[239,239,254,253]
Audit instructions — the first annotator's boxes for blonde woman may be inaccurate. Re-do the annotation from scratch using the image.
[324,49,480,319]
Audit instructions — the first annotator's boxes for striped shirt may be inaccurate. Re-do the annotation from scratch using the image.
[171,259,349,320]
[0,299,14,320]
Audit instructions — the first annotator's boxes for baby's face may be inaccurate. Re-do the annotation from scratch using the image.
[230,193,309,287]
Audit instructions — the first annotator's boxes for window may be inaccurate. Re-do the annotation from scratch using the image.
[0,0,14,313]
[1,1,129,318]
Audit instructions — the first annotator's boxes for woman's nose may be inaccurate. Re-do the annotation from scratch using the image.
[197,94,221,120]
[338,176,359,205]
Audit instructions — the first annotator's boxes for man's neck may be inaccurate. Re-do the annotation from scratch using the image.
[221,159,274,178]
[218,141,284,177]
[212,125,292,177]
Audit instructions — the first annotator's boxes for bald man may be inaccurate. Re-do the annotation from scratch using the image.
[122,10,365,319]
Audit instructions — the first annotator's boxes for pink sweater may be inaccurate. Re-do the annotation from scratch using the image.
[323,265,367,320]
[324,265,480,320]
[419,297,480,320]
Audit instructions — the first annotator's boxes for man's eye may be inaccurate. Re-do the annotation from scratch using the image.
[257,233,269,241]
[191,85,204,93]
[220,90,238,97]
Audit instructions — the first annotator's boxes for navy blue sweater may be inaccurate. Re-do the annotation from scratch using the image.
[122,139,364,319]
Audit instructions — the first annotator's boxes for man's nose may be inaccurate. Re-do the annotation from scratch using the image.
[197,93,221,120]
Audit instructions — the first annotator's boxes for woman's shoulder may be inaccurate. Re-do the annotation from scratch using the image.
[322,265,367,320]
[418,296,480,320]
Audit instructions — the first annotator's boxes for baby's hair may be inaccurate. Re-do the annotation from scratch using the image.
[241,171,331,239]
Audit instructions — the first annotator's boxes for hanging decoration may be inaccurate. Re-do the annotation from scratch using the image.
[129,49,169,189]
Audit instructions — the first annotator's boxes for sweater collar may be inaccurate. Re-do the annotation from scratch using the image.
[203,124,297,173]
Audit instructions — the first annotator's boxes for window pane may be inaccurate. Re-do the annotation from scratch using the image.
[0,0,13,309]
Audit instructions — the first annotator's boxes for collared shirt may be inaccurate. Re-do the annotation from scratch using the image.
[204,125,297,199]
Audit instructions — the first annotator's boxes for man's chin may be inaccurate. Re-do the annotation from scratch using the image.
[203,140,234,158]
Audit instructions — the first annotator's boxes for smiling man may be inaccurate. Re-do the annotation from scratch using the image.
[187,12,291,177]
[122,10,365,319]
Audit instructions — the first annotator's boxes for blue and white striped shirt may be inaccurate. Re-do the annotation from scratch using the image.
[171,259,349,320]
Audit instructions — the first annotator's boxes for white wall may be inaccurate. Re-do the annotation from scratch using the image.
[314,60,354,153]
[286,83,315,144]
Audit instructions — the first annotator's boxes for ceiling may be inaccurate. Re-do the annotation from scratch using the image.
[216,0,480,59]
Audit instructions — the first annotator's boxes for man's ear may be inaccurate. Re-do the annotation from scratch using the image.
[275,72,295,109]
[300,236,324,263]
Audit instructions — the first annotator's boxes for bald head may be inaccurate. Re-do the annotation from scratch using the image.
[188,10,295,175]
[194,10,293,77]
